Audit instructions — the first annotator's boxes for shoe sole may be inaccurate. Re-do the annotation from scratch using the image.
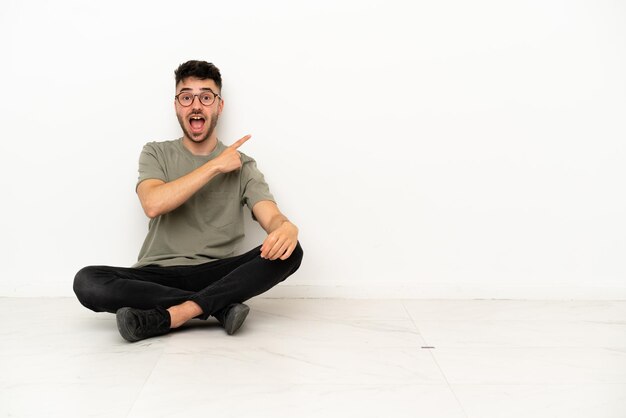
[116,307,139,342]
[224,304,250,335]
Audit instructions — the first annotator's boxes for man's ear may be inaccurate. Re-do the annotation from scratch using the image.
[218,97,225,115]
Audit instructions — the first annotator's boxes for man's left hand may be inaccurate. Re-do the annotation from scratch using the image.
[260,222,299,260]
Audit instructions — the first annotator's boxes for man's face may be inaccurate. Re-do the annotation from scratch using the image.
[175,77,223,144]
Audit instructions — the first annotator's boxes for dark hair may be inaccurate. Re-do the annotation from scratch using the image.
[174,60,222,90]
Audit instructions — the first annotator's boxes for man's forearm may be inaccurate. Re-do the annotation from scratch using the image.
[253,201,299,260]
[140,160,221,218]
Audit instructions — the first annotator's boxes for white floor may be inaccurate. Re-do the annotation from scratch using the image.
[2,298,626,418]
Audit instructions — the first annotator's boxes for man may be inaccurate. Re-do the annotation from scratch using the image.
[73,60,303,343]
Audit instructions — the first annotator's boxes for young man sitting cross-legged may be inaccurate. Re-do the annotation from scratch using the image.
[73,60,303,342]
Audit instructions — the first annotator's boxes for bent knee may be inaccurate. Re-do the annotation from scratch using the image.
[283,241,303,276]
[73,266,104,309]
[73,266,95,294]
[291,241,304,263]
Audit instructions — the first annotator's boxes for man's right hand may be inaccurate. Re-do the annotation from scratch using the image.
[214,135,251,173]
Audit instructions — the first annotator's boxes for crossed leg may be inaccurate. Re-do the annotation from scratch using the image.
[73,242,303,336]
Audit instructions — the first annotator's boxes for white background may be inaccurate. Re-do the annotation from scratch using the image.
[0,0,624,298]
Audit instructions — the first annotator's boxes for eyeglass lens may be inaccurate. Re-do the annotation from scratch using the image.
[177,92,217,106]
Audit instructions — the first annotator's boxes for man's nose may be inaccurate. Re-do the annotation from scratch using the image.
[191,95,202,109]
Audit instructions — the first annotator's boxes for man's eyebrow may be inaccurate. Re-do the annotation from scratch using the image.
[177,87,217,93]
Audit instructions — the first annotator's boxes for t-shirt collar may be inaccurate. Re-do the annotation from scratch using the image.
[178,137,225,160]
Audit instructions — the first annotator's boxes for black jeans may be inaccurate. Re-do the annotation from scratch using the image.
[73,242,303,319]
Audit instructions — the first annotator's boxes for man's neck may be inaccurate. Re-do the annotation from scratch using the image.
[182,135,218,156]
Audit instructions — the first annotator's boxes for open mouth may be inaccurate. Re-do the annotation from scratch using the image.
[189,115,206,133]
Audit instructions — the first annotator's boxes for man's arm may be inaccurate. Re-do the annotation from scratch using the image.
[137,136,250,219]
[252,200,299,260]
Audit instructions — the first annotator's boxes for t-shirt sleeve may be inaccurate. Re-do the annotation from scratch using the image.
[240,158,275,212]
[136,143,167,190]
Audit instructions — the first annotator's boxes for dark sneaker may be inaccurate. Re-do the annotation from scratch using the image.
[116,306,171,342]
[214,303,250,335]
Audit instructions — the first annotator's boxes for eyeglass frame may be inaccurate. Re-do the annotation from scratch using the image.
[174,89,222,107]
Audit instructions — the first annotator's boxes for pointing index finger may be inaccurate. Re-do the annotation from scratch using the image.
[230,135,251,150]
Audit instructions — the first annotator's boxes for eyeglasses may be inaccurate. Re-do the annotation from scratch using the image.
[175,89,221,107]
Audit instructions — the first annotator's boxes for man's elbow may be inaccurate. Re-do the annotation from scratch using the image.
[141,200,163,219]
[144,208,159,219]
[137,180,167,219]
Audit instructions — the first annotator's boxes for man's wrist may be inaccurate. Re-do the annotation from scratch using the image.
[281,220,298,232]
[268,216,289,233]
[202,160,223,177]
